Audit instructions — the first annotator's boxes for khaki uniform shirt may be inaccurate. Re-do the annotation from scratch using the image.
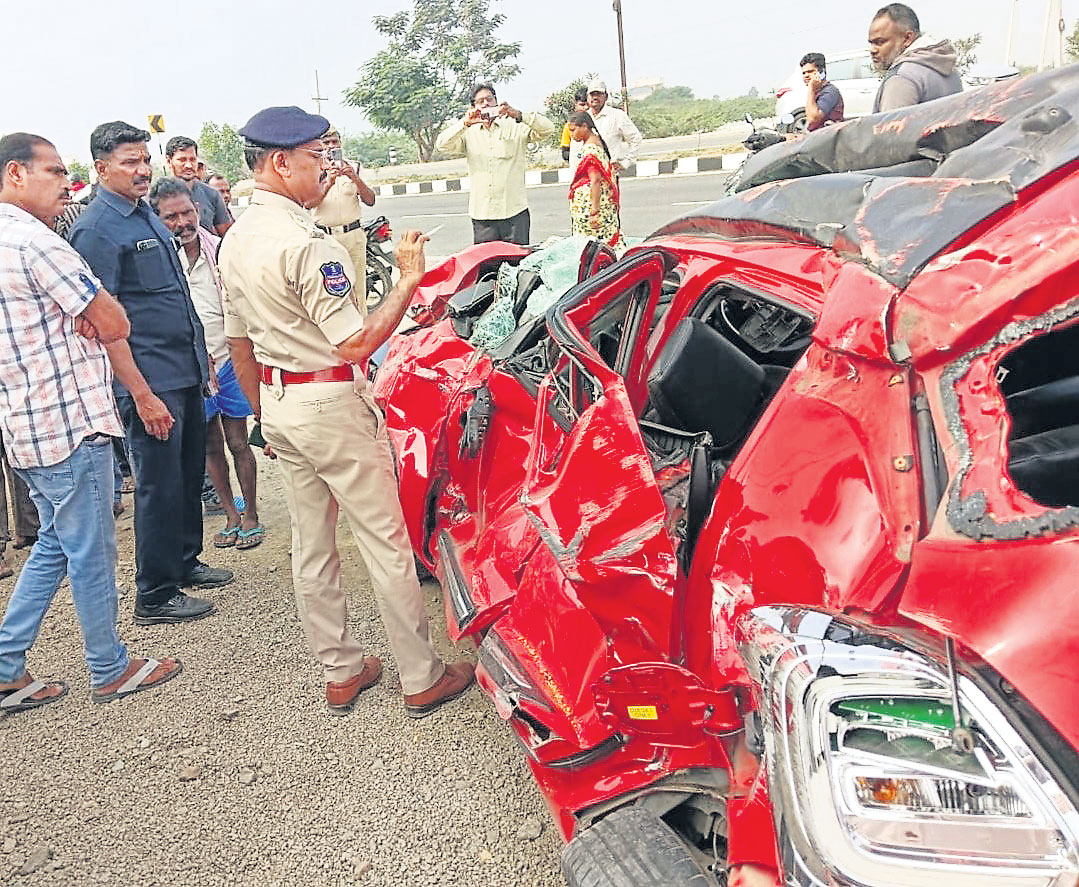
[434,112,555,221]
[218,189,364,373]
[310,163,365,229]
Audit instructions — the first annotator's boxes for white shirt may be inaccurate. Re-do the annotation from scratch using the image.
[180,242,228,364]
[590,105,643,168]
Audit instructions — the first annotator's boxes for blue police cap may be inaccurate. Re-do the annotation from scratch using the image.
[238,106,330,148]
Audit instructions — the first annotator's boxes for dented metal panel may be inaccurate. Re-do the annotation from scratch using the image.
[653,67,1079,288]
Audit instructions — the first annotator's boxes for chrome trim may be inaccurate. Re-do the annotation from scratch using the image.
[435,530,476,629]
[738,606,1079,887]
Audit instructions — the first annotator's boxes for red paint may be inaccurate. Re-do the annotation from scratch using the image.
[375,163,1079,881]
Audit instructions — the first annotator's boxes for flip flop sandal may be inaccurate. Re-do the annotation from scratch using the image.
[0,678,69,714]
[235,523,265,550]
[92,658,183,705]
[213,526,241,548]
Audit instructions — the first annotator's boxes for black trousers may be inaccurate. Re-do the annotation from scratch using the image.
[118,385,205,608]
[472,208,530,246]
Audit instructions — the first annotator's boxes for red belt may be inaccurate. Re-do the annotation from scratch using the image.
[257,363,354,385]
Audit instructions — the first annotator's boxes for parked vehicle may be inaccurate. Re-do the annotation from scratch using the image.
[374,69,1079,887]
[774,50,1020,133]
[723,113,792,194]
[363,214,395,310]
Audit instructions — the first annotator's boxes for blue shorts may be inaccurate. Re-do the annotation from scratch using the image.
[205,358,253,421]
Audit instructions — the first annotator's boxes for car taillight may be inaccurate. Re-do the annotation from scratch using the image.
[776,87,791,99]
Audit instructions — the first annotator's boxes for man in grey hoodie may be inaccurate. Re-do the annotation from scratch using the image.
[869,4,962,113]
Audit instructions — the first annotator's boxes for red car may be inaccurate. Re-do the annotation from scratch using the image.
[374,69,1079,887]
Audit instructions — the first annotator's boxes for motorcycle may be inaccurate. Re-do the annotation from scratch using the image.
[723,113,793,194]
[363,215,395,310]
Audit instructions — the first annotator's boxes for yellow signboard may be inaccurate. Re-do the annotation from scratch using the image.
[147,115,166,134]
[626,705,658,721]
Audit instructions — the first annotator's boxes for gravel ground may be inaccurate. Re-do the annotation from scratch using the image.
[0,458,564,886]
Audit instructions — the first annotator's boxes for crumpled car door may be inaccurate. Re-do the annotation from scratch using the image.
[516,250,681,666]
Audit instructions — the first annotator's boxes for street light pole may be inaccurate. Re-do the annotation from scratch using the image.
[612,0,630,113]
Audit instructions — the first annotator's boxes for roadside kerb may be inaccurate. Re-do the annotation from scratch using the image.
[371,152,749,199]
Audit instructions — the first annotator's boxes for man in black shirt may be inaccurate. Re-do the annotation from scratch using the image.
[70,121,232,625]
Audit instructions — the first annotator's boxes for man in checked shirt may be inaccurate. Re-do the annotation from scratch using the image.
[0,132,181,713]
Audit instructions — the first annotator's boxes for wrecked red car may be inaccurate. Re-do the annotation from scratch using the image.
[373,68,1079,886]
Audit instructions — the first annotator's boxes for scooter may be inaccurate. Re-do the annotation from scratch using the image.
[363,215,395,310]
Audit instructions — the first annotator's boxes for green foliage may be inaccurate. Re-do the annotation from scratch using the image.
[637,85,695,105]
[341,131,420,168]
[631,95,776,139]
[198,122,246,183]
[67,160,91,184]
[544,73,597,124]
[1068,20,1079,61]
[344,0,521,162]
[953,33,981,77]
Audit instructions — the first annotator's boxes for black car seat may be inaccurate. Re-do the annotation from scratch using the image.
[648,317,766,454]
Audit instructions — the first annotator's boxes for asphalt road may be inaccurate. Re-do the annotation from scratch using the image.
[375,170,731,257]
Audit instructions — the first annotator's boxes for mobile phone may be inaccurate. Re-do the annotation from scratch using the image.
[480,106,499,119]
[328,147,344,163]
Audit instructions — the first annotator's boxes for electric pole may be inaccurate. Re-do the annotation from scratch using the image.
[612,1,630,113]
[312,70,329,115]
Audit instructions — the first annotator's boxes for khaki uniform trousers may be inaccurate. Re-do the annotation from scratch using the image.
[260,377,443,694]
[331,227,367,302]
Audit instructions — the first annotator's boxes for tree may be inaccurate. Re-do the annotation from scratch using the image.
[544,73,596,125]
[342,130,419,168]
[67,160,91,184]
[1067,20,1079,61]
[344,0,521,162]
[198,122,246,183]
[953,33,982,78]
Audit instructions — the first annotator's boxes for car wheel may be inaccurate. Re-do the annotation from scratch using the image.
[366,256,393,311]
[780,110,808,134]
[561,806,714,887]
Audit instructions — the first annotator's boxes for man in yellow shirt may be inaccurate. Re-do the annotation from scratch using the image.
[435,83,554,245]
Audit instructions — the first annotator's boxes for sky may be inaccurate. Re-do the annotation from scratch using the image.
[4,0,1074,163]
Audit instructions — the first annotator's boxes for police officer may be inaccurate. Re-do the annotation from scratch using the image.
[218,106,474,717]
[310,125,375,305]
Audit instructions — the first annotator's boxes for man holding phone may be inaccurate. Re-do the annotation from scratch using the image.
[800,53,845,132]
[311,125,376,305]
[435,83,554,245]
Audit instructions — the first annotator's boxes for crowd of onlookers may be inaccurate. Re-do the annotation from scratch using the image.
[0,1,962,717]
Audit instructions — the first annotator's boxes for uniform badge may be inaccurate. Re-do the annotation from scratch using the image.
[320,261,352,297]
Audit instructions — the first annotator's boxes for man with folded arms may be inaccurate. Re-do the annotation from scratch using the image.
[0,132,181,712]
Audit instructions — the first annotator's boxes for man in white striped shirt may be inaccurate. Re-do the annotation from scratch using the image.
[0,132,181,713]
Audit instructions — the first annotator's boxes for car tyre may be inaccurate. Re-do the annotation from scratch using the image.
[561,806,714,887]
[780,109,808,134]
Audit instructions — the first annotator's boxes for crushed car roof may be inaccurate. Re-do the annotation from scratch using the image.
[652,66,1079,288]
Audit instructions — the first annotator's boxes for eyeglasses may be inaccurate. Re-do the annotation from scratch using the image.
[293,147,331,163]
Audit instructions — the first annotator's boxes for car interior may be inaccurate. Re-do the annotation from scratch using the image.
[999,320,1079,508]
[636,285,814,565]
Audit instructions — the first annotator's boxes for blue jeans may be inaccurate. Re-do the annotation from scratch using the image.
[0,436,128,688]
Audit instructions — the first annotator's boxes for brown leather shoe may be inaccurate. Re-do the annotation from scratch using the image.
[403,661,476,719]
[325,656,383,716]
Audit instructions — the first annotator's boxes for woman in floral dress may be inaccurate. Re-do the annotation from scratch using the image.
[567,112,622,248]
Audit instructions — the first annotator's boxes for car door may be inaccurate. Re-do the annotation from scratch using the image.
[515,249,682,665]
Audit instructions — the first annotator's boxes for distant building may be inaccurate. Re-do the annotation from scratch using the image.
[628,77,664,101]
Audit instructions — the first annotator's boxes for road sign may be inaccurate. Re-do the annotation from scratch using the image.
[147,115,166,134]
